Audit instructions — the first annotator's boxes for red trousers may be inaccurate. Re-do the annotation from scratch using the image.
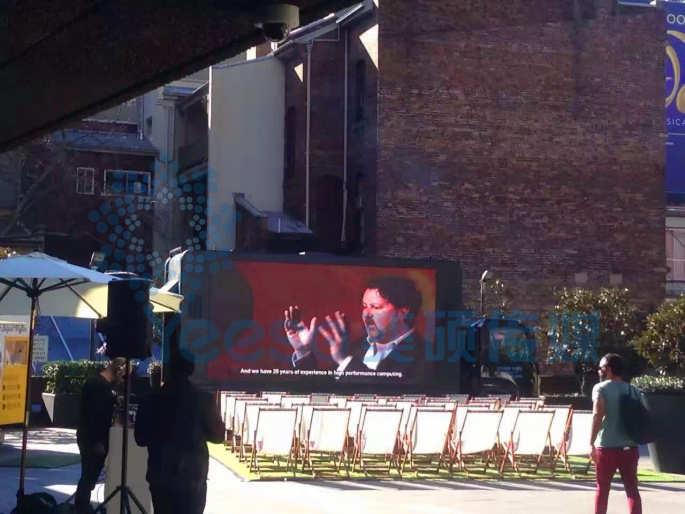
[595,447,642,514]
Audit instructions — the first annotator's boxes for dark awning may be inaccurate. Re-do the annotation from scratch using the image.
[0,0,355,153]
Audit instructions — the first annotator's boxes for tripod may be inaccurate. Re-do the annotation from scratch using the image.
[94,356,148,514]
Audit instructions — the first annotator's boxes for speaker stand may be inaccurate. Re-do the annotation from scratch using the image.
[93,356,148,514]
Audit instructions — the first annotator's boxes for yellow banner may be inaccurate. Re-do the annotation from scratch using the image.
[0,335,29,426]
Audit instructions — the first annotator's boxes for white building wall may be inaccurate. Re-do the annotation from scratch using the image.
[208,57,286,249]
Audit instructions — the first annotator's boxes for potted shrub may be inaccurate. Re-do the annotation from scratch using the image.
[41,360,107,428]
[632,295,685,474]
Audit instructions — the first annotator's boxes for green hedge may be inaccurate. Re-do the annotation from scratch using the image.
[632,375,685,395]
[42,360,107,394]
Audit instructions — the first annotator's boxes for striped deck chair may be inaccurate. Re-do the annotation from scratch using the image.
[450,409,503,474]
[249,408,298,475]
[500,410,554,475]
[403,408,453,473]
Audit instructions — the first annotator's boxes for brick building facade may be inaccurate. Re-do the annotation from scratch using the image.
[376,0,666,314]
[2,120,158,271]
[280,3,378,254]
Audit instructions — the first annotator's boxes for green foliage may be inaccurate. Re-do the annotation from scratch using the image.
[632,375,685,395]
[539,287,643,373]
[633,295,685,376]
[147,359,161,375]
[0,247,16,259]
[42,360,107,394]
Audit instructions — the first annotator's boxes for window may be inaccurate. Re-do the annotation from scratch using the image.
[76,167,94,194]
[127,172,151,195]
[104,169,150,196]
[667,228,685,282]
[284,106,296,180]
[354,59,367,123]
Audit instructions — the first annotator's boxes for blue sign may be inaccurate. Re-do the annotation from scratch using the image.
[666,2,685,197]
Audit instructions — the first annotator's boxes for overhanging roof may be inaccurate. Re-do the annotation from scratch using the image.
[0,0,356,153]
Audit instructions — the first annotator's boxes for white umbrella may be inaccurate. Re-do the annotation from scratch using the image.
[0,252,182,496]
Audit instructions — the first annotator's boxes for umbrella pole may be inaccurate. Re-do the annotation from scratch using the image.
[17,292,37,498]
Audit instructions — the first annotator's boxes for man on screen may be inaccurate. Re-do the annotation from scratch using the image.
[283,276,428,379]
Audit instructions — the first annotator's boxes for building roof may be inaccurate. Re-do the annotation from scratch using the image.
[52,129,158,156]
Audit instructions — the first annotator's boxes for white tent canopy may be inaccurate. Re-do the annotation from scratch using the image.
[0,252,182,318]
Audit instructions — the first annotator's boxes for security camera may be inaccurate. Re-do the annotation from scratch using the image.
[254,3,300,44]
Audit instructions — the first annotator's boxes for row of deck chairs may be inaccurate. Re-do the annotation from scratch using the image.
[216,391,593,476]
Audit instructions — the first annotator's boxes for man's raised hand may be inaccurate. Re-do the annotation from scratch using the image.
[284,305,317,359]
[317,311,351,366]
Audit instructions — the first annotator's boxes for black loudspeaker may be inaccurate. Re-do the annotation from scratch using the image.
[104,279,152,359]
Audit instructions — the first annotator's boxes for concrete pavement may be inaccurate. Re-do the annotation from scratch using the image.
[1,429,684,514]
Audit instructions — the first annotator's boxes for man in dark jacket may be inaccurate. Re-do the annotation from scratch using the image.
[284,276,430,382]
[75,357,127,514]
[134,355,224,514]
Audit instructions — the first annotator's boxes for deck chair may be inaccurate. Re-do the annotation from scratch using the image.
[446,394,470,405]
[489,394,512,406]
[508,401,537,410]
[249,408,298,474]
[241,402,272,461]
[548,406,572,470]
[558,410,594,476]
[328,396,349,408]
[281,395,311,408]
[450,409,503,474]
[352,408,403,475]
[497,407,522,454]
[403,408,453,473]
[302,408,351,475]
[500,410,554,475]
[465,402,496,410]
[233,398,268,453]
[262,392,283,404]
[311,393,330,404]
[300,404,338,441]
[346,400,377,441]
[225,395,262,449]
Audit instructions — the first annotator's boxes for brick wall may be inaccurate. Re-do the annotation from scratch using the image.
[346,15,379,255]
[377,0,666,320]
[282,14,379,254]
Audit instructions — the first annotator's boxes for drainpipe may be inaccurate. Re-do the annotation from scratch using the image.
[305,42,313,228]
[341,29,349,244]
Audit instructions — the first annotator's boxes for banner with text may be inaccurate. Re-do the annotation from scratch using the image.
[0,317,30,426]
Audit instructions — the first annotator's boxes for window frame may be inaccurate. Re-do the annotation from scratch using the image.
[75,167,95,195]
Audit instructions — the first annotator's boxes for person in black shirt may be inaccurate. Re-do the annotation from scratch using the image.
[74,357,127,514]
[135,355,224,514]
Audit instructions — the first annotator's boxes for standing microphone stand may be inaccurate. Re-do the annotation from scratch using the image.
[94,356,148,514]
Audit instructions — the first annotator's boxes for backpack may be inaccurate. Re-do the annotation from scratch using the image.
[620,384,657,445]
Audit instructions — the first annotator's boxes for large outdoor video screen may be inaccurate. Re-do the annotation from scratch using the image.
[181,254,461,393]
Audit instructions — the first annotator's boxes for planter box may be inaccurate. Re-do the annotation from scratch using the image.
[41,393,81,428]
[644,393,685,474]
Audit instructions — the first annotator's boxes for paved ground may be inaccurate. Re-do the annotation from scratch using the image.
[1,429,684,514]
